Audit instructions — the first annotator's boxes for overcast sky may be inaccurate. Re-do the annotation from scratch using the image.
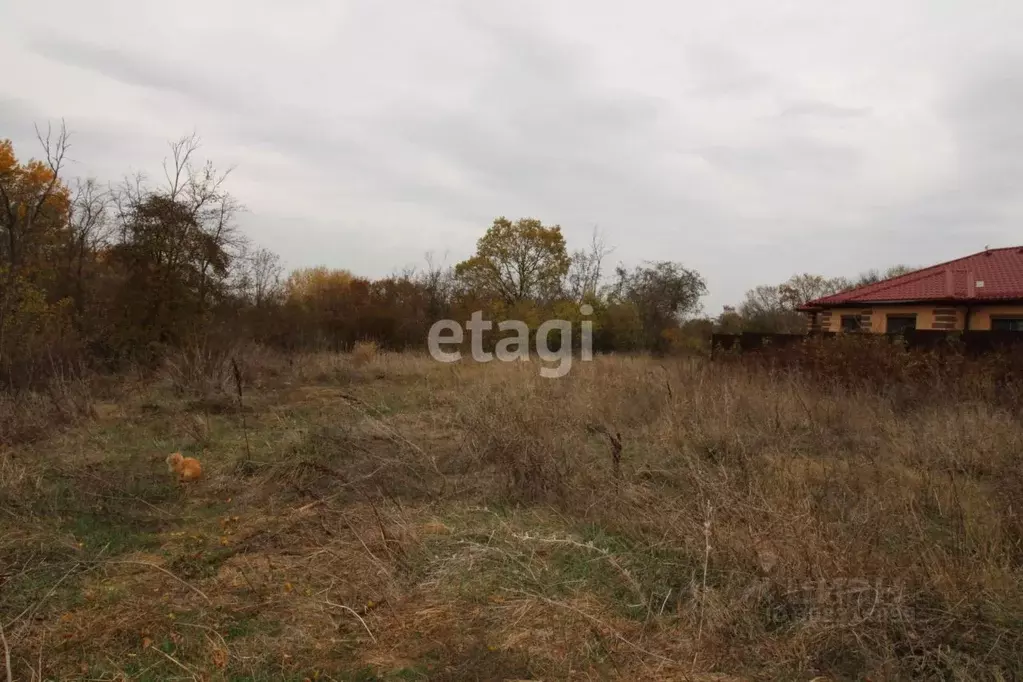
[2,1,1022,312]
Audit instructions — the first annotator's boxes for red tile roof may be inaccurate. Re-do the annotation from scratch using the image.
[799,246,1023,310]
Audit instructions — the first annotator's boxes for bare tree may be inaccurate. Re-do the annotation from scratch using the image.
[64,177,112,315]
[853,264,917,287]
[106,134,246,343]
[738,285,805,333]
[160,135,243,311]
[111,170,146,238]
[777,273,852,309]
[69,178,113,249]
[567,227,614,302]
[234,246,283,307]
[417,250,454,317]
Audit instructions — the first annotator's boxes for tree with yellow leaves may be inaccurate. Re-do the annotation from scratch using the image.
[454,217,571,305]
[0,124,72,272]
[284,266,356,305]
[0,125,77,386]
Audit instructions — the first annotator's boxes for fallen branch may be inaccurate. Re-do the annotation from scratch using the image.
[499,588,684,672]
[323,599,377,643]
[509,533,645,608]
[150,644,198,680]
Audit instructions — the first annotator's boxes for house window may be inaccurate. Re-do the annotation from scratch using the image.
[885,315,917,334]
[991,317,1023,332]
[840,315,861,332]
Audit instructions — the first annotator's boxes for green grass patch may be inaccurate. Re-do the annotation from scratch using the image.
[65,512,162,553]
[0,562,85,621]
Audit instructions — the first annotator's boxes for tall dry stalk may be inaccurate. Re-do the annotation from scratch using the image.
[231,357,251,460]
[586,423,624,492]
[1,618,11,682]
[694,500,713,666]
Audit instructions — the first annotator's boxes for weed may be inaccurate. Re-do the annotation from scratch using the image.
[3,351,1023,680]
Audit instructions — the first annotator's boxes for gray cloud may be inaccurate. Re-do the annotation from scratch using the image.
[685,45,772,97]
[858,52,1023,266]
[29,37,231,108]
[696,137,861,179]
[385,19,690,217]
[4,1,1023,311]
[943,55,1023,201]
[777,100,871,119]
[0,97,42,137]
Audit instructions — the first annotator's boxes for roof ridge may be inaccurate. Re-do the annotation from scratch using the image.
[804,246,1023,307]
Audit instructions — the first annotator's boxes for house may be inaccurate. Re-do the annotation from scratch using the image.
[798,247,1023,333]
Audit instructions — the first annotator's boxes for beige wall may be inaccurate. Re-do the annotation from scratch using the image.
[813,304,1023,332]
[968,305,1023,330]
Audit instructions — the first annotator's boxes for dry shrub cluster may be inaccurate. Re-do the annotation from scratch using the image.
[230,343,417,388]
[736,333,1023,407]
[0,341,404,447]
[350,340,380,367]
[0,371,95,444]
[162,342,237,401]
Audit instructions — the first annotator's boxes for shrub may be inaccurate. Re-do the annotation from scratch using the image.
[351,340,379,367]
[738,333,1023,408]
[0,373,94,445]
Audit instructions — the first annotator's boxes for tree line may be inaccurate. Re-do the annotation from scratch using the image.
[0,127,912,387]
[718,266,916,335]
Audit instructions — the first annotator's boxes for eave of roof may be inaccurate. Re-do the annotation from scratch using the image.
[798,246,1023,311]
[797,296,1023,312]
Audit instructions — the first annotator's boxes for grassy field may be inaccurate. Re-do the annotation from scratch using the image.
[1,348,1022,681]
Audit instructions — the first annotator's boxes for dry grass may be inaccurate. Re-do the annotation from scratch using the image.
[351,341,380,368]
[0,371,95,444]
[1,350,1022,680]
